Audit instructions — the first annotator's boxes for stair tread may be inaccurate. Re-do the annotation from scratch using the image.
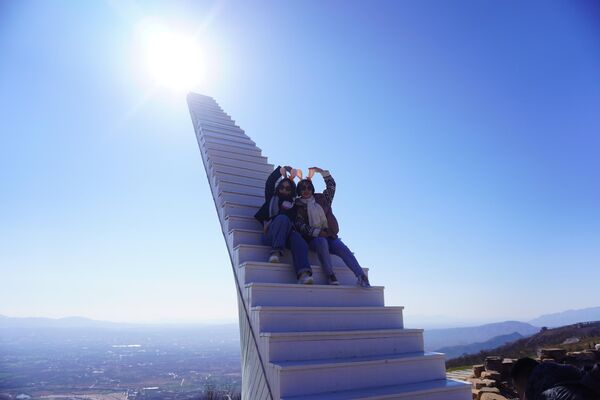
[252,306,404,311]
[272,351,444,370]
[245,282,383,290]
[240,261,368,272]
[261,328,422,338]
[281,379,470,400]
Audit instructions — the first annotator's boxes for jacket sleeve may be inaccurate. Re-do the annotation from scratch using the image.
[295,207,321,238]
[322,171,336,206]
[265,166,283,200]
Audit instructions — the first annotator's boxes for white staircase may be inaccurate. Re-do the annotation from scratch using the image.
[187,93,471,400]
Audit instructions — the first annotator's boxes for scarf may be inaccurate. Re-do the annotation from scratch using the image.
[298,196,328,229]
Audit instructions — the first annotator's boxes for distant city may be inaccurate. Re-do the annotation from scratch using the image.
[0,318,241,399]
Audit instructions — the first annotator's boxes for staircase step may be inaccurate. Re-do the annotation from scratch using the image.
[238,261,367,285]
[203,141,262,157]
[234,244,351,269]
[251,306,404,332]
[203,132,255,146]
[262,329,424,362]
[274,352,446,397]
[209,162,270,180]
[202,139,258,155]
[217,181,264,197]
[245,282,384,307]
[207,149,268,164]
[208,156,269,172]
[211,158,273,174]
[224,215,263,231]
[220,201,259,219]
[202,135,258,152]
[219,192,264,208]
[213,172,265,189]
[281,379,471,400]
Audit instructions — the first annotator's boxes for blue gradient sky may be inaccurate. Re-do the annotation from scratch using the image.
[1,1,599,325]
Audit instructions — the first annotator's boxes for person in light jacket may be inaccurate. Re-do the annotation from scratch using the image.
[294,167,370,287]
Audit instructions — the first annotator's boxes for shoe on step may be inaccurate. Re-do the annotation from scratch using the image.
[357,275,371,288]
[328,273,340,286]
[268,250,282,263]
[298,271,314,285]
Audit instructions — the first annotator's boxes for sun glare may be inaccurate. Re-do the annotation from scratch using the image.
[135,20,209,92]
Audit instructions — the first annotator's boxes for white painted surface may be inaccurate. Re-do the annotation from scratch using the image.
[187,93,471,400]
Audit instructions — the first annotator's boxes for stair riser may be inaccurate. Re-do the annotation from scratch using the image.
[217,181,264,196]
[247,285,384,307]
[197,117,241,130]
[203,141,262,157]
[235,245,350,269]
[210,158,273,174]
[220,203,258,220]
[278,356,446,397]
[202,136,257,151]
[224,216,263,231]
[213,172,265,189]
[253,309,404,333]
[203,131,255,146]
[266,334,424,362]
[209,162,270,180]
[239,264,365,286]
[219,193,263,208]
[194,115,236,128]
[207,149,268,164]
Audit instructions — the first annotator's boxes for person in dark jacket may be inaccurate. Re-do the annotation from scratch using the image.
[294,167,371,287]
[511,357,600,400]
[255,165,313,284]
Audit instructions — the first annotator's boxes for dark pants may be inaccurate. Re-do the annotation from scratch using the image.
[265,215,312,276]
[308,237,365,278]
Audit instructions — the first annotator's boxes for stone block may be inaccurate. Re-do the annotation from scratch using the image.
[481,370,501,381]
[477,387,501,400]
[540,348,566,361]
[473,364,485,378]
[485,356,503,372]
[480,393,507,400]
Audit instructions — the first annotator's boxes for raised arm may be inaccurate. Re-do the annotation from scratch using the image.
[310,167,336,205]
[265,165,291,200]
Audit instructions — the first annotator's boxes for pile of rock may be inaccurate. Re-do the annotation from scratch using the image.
[464,346,600,399]
[539,347,600,368]
[467,356,517,400]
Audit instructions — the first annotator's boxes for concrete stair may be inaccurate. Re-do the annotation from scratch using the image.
[187,93,471,399]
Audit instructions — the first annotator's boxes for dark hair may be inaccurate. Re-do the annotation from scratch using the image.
[511,357,539,382]
[296,179,315,197]
[276,178,296,197]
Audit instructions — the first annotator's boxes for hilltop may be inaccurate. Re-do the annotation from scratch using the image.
[447,321,600,368]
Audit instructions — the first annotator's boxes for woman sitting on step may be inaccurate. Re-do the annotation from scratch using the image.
[254,165,314,285]
[294,167,371,287]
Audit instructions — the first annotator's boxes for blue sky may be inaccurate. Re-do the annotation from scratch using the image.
[1,1,599,325]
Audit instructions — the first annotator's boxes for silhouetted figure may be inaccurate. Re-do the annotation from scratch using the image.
[510,357,600,399]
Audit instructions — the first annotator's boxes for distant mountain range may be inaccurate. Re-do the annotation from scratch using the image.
[424,321,539,351]
[3,305,599,355]
[446,320,600,368]
[528,307,600,328]
[436,332,524,359]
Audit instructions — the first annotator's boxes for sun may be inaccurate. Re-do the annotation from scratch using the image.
[135,19,207,92]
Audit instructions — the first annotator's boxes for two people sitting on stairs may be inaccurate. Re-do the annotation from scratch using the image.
[254,165,371,287]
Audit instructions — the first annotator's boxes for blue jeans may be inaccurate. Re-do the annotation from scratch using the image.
[309,237,365,278]
[265,215,312,276]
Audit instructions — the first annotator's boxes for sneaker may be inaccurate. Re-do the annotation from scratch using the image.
[298,272,314,285]
[327,273,340,286]
[356,275,371,288]
[268,250,282,263]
